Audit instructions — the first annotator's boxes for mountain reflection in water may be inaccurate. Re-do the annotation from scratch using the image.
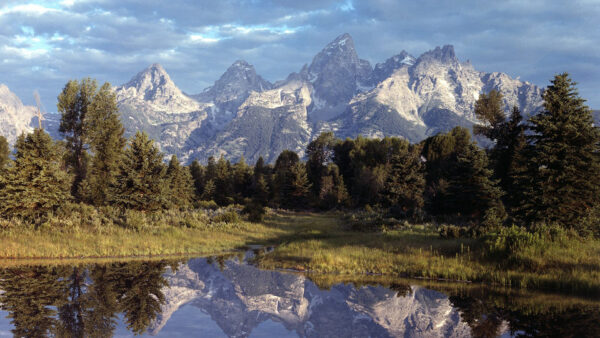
[0,252,598,337]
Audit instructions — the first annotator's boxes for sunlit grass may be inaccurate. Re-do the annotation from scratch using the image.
[1,209,599,295]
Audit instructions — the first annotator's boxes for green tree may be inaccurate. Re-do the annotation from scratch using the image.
[251,157,271,206]
[232,156,252,201]
[214,156,233,205]
[79,82,126,206]
[57,78,98,198]
[0,266,66,337]
[273,150,300,208]
[383,144,425,216]
[165,155,194,209]
[318,163,349,209]
[289,162,312,207]
[446,143,505,224]
[0,129,71,219]
[189,159,204,199]
[473,89,506,142]
[522,73,600,229]
[110,131,167,211]
[306,132,338,195]
[0,135,8,169]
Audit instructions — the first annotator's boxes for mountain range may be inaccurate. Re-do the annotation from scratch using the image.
[0,33,559,163]
[146,255,492,337]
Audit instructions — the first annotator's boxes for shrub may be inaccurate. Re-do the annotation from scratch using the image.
[212,210,240,224]
[242,202,266,223]
[488,225,541,257]
[197,200,219,210]
[122,209,148,231]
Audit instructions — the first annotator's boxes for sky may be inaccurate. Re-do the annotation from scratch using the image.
[0,0,599,110]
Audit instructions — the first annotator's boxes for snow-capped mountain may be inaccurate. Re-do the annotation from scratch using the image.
[1,33,546,163]
[148,257,477,337]
[0,84,38,145]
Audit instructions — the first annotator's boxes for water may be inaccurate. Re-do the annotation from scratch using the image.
[0,250,598,337]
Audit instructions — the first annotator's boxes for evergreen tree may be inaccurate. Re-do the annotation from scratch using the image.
[189,159,204,199]
[306,132,338,195]
[383,144,426,216]
[214,156,233,205]
[232,156,252,201]
[165,155,194,209]
[201,179,216,201]
[80,82,126,206]
[0,266,66,337]
[273,150,300,208]
[473,89,506,142]
[318,163,349,209]
[251,157,270,206]
[0,135,8,169]
[289,162,311,207]
[445,143,505,224]
[0,129,71,219]
[57,78,97,198]
[110,132,167,211]
[496,107,528,212]
[522,73,600,228]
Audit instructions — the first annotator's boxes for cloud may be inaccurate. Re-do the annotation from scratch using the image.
[0,0,598,110]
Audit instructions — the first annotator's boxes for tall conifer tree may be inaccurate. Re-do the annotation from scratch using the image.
[523,73,600,227]
[0,129,71,219]
[110,132,167,211]
[80,82,126,205]
[165,155,194,209]
[57,78,97,198]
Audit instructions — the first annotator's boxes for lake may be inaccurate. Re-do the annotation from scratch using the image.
[0,249,598,337]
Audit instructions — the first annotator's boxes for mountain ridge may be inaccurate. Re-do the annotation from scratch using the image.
[1,33,548,163]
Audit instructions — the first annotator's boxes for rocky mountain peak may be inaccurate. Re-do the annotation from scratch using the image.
[195,60,272,119]
[302,33,373,121]
[371,50,416,83]
[0,84,37,144]
[417,45,458,65]
[122,63,180,101]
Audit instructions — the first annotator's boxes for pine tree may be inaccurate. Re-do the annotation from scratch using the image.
[384,144,426,215]
[80,82,126,206]
[165,155,195,209]
[0,135,8,169]
[318,163,349,209]
[0,129,71,219]
[214,156,233,205]
[446,143,505,223]
[110,132,167,211]
[289,162,311,207]
[201,179,216,201]
[251,157,270,206]
[523,73,600,228]
[473,89,506,142]
[232,156,252,201]
[273,150,300,208]
[306,132,338,195]
[189,159,204,199]
[57,78,97,198]
[496,107,528,212]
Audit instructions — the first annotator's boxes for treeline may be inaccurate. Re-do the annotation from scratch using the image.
[0,74,598,235]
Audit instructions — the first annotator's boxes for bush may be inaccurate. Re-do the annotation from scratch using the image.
[122,209,148,231]
[488,225,541,257]
[196,200,219,210]
[212,210,240,224]
[242,202,266,223]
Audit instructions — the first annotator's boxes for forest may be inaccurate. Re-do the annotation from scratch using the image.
[1,73,598,238]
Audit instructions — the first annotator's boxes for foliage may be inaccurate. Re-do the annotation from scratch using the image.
[165,155,195,209]
[110,132,167,211]
[520,74,600,230]
[0,129,71,220]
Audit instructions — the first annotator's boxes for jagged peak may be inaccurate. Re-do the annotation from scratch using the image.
[417,45,457,64]
[321,33,356,54]
[124,63,174,90]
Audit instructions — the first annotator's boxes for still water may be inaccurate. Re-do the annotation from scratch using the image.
[0,250,598,337]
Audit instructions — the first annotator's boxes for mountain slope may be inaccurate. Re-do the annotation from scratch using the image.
[148,257,476,337]
[0,84,37,145]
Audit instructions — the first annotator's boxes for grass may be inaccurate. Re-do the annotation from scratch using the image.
[253,212,600,296]
[1,207,599,295]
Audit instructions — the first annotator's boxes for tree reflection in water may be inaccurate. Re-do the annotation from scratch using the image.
[0,257,598,338]
[0,261,172,337]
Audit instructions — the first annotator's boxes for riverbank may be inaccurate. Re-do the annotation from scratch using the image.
[1,209,599,295]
